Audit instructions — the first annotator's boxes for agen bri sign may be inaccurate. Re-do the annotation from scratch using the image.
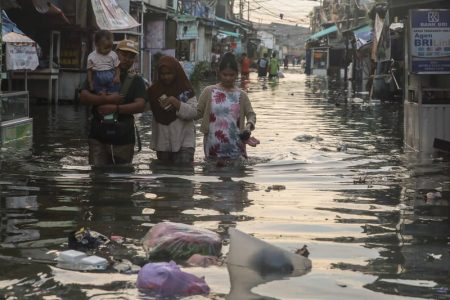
[410,9,450,74]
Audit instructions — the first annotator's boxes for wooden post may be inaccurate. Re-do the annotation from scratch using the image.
[24,70,28,91]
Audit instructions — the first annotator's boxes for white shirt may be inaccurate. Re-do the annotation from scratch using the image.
[150,97,198,152]
[87,50,119,71]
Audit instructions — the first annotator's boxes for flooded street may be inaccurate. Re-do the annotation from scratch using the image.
[1,70,450,299]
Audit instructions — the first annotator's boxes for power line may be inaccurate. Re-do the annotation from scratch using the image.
[245,0,314,24]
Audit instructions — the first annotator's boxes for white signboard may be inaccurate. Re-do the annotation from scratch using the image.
[5,44,39,71]
[410,9,450,74]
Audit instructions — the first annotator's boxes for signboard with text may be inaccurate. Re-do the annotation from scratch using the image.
[5,44,38,71]
[410,9,450,74]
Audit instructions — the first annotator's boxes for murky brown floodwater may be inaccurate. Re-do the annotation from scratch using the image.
[1,70,449,300]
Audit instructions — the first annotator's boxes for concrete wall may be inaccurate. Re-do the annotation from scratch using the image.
[196,25,213,62]
[58,71,86,101]
[405,103,450,152]
[257,31,274,50]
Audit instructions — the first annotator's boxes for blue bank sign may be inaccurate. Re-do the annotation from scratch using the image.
[410,10,450,74]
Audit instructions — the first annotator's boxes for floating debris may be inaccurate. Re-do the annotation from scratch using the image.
[265,185,286,192]
[68,228,109,251]
[113,259,141,274]
[295,245,310,258]
[426,253,443,261]
[142,222,222,261]
[294,134,323,143]
[137,261,210,297]
[186,254,221,268]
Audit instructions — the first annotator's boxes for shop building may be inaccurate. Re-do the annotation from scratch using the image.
[5,0,140,102]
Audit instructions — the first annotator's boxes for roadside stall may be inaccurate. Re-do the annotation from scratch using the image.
[0,12,36,145]
[6,0,140,103]
[306,25,338,76]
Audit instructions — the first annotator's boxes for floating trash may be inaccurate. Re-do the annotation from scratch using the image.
[142,222,222,261]
[136,261,210,297]
[56,250,108,271]
[186,254,221,268]
[68,228,109,251]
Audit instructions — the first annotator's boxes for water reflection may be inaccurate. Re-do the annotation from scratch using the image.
[0,71,449,299]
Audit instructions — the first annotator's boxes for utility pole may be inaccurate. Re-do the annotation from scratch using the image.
[239,0,244,19]
[247,0,250,21]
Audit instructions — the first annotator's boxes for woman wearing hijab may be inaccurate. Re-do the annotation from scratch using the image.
[148,56,197,164]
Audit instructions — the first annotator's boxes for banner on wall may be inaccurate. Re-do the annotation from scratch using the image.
[176,19,198,40]
[410,9,450,74]
[91,0,139,30]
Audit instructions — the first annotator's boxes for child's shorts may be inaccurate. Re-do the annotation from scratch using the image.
[93,69,120,94]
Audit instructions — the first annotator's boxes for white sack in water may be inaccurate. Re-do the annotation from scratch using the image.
[226,228,312,300]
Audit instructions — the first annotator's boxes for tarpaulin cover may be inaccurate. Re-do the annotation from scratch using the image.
[353,25,373,49]
[142,222,222,261]
[91,0,139,31]
[2,11,24,36]
[3,32,34,43]
[136,261,210,297]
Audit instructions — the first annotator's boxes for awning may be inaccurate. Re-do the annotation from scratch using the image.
[307,25,337,42]
[217,30,240,39]
[353,25,372,49]
[216,16,239,27]
[91,0,140,31]
[3,32,35,43]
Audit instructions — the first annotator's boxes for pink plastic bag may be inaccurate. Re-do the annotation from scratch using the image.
[136,261,210,297]
[186,254,221,267]
[142,222,222,261]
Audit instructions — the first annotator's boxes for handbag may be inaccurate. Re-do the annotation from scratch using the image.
[91,74,138,144]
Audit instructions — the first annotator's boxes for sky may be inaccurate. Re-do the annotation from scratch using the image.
[240,0,320,27]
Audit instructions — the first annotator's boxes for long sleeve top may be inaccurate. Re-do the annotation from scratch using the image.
[150,96,198,152]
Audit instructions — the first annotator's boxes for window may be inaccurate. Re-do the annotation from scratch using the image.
[313,50,328,69]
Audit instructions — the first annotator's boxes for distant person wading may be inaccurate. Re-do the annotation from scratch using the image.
[257,53,269,78]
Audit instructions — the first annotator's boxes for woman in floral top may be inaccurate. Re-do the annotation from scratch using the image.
[197,52,256,161]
